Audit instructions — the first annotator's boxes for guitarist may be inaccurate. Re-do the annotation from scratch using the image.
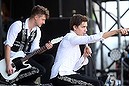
[3,5,54,85]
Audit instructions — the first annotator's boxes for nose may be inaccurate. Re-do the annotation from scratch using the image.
[42,21,45,24]
[43,21,45,24]
[85,28,87,32]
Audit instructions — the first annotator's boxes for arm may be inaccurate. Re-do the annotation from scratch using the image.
[73,46,92,71]
[69,28,128,45]
[102,28,128,39]
[81,46,92,65]
[4,45,14,75]
[4,21,22,74]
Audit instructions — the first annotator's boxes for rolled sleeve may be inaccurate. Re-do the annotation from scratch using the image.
[4,21,22,47]
[81,56,89,66]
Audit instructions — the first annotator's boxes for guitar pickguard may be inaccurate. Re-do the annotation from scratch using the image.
[0,55,31,80]
[12,57,29,71]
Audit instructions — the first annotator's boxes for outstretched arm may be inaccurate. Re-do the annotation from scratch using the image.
[102,28,129,39]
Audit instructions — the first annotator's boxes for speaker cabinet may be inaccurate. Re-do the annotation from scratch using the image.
[11,0,33,20]
[34,0,59,17]
[40,18,70,56]
[9,0,86,19]
[62,0,86,17]
[10,0,59,20]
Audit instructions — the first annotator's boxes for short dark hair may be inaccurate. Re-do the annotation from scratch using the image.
[30,5,49,19]
[70,14,88,30]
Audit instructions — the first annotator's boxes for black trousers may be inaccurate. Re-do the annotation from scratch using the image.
[51,74,103,86]
[15,53,54,85]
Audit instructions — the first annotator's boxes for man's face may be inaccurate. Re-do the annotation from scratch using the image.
[74,22,88,36]
[35,14,46,27]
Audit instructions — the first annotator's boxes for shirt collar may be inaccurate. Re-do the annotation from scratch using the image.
[70,30,77,36]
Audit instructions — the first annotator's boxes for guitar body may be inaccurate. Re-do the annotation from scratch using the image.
[0,36,63,81]
[0,51,31,81]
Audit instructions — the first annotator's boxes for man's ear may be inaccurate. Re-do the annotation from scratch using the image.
[34,15,39,20]
[73,25,77,31]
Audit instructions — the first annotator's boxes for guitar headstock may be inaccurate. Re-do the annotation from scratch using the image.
[51,36,63,44]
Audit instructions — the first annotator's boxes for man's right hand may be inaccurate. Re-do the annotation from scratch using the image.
[6,64,14,75]
[83,46,92,58]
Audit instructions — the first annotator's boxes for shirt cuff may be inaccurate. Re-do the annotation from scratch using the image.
[100,32,105,41]
[81,56,89,66]
[4,40,13,47]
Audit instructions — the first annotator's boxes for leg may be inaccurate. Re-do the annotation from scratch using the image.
[51,74,103,86]
[15,58,46,85]
[32,54,54,84]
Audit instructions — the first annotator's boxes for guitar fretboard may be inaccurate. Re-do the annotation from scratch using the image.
[21,46,47,62]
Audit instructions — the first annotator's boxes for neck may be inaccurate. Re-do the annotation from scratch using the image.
[28,18,36,31]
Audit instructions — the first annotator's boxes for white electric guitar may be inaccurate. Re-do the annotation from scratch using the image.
[0,36,63,81]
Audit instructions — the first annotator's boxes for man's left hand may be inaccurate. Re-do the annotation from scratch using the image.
[45,41,53,49]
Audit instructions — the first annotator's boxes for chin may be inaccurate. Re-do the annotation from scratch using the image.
[38,25,41,27]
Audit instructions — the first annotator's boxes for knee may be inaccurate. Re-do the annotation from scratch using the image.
[36,66,46,75]
[45,54,54,65]
[48,55,54,62]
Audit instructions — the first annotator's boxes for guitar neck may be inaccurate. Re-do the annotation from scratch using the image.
[20,36,63,62]
[21,46,47,62]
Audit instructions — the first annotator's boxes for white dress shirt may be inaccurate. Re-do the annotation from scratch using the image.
[50,30,104,79]
[4,18,41,57]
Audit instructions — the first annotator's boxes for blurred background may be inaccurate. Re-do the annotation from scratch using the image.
[1,0,129,85]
